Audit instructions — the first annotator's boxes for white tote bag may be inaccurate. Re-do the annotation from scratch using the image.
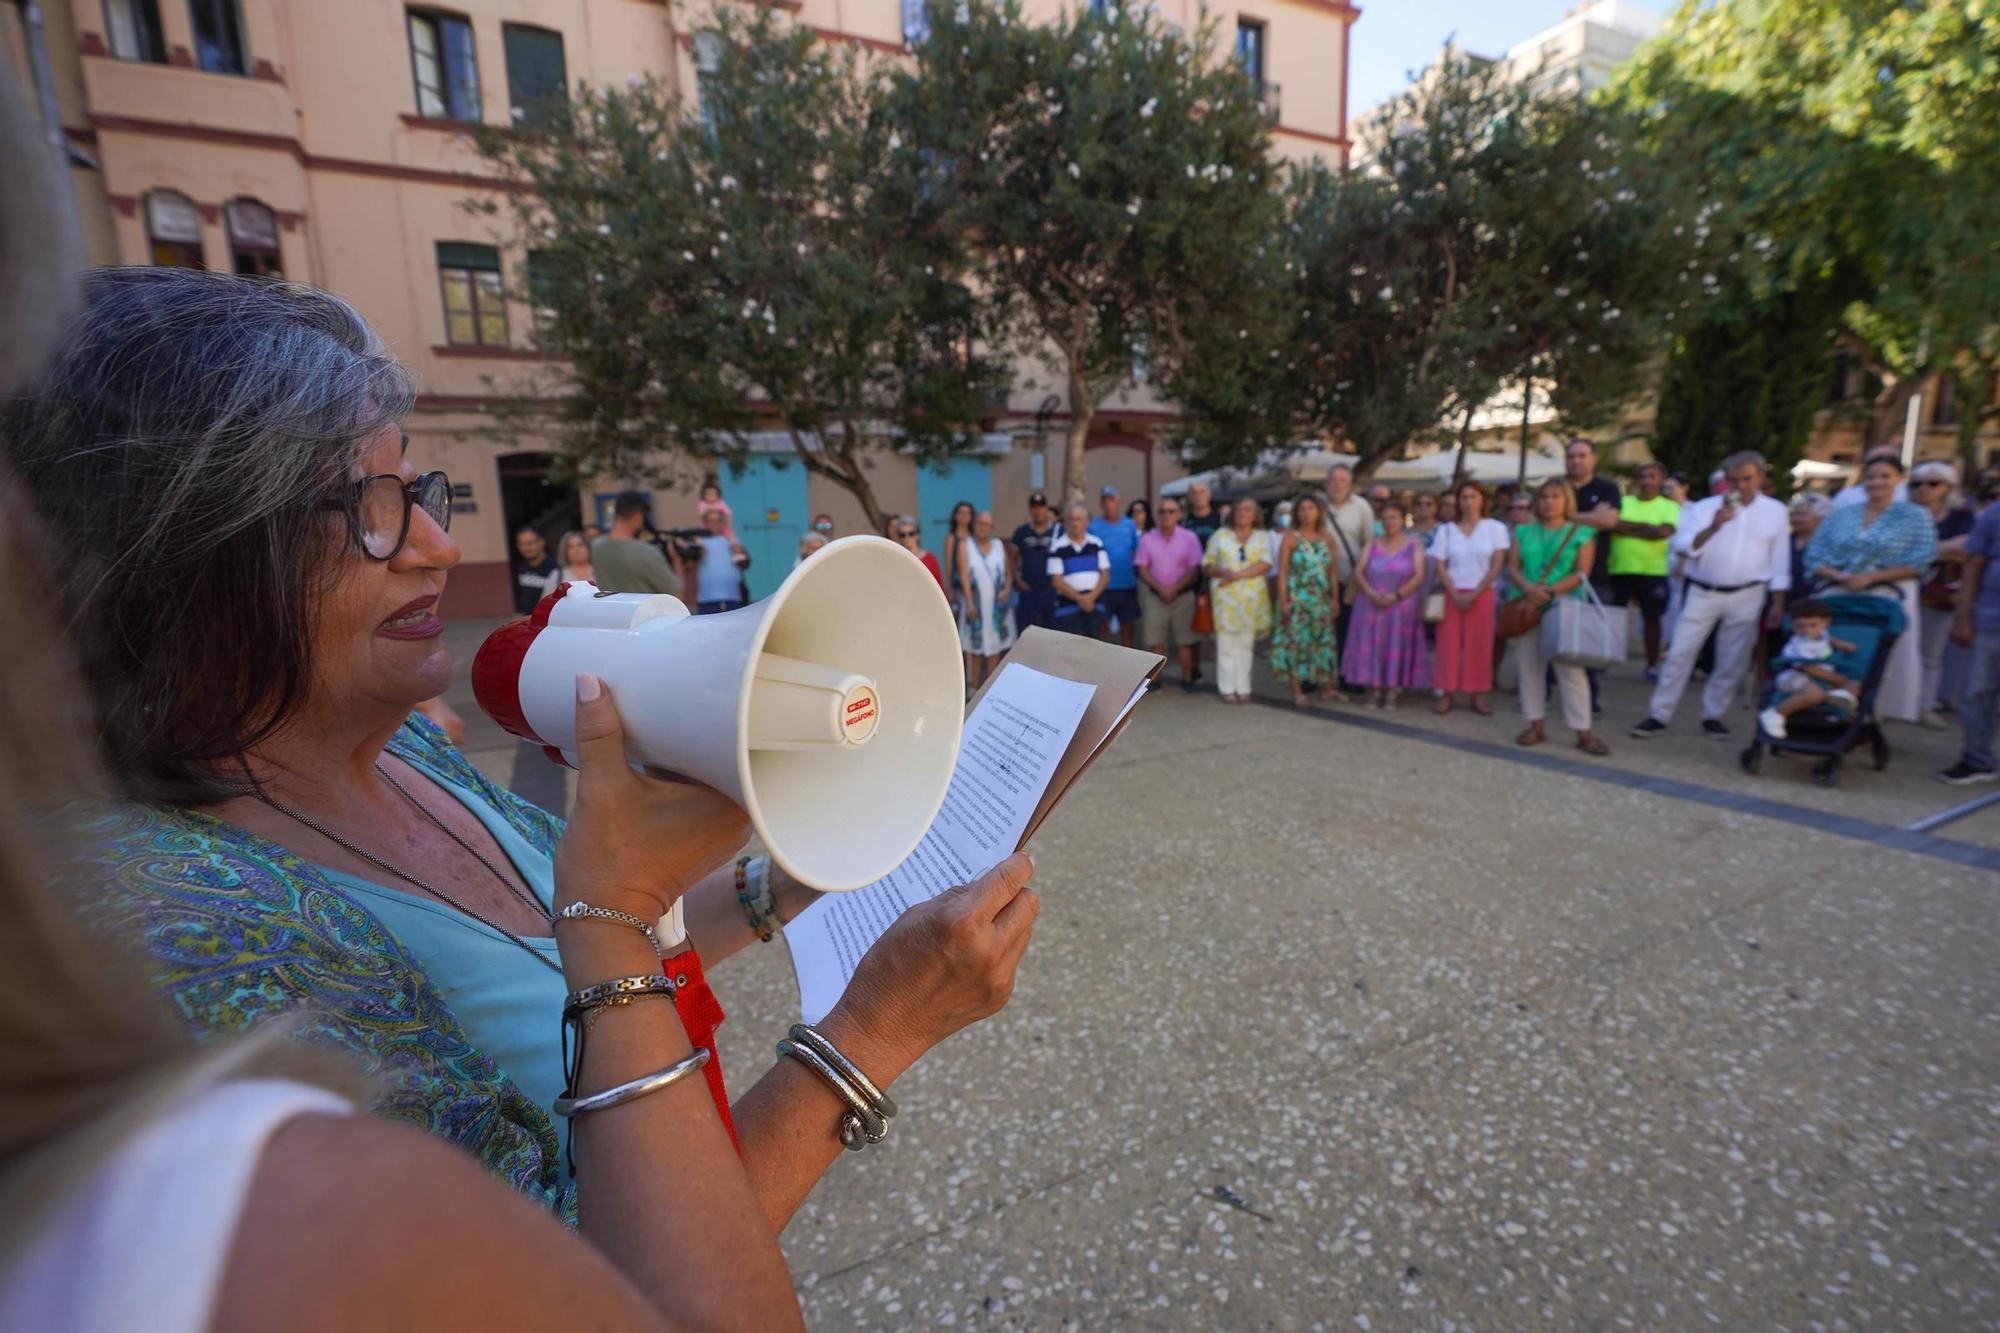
[1542,582,1629,669]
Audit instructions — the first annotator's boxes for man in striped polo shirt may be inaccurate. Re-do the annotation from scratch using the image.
[1046,502,1112,639]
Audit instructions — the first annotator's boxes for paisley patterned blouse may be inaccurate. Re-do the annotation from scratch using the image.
[84,713,575,1217]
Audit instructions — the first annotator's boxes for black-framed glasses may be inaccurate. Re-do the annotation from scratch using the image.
[896,527,920,538]
[331,471,451,560]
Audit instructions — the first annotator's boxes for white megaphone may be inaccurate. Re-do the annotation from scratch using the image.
[472,535,964,892]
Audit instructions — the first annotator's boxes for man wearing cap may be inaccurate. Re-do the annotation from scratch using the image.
[1089,483,1142,648]
[1012,491,1060,631]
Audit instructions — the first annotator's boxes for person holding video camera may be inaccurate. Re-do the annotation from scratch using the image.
[591,491,684,598]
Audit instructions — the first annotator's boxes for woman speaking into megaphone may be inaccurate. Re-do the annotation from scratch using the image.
[2,269,1041,1242]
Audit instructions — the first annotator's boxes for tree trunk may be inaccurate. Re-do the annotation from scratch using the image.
[790,426,889,536]
[1450,403,1474,491]
[1064,357,1095,512]
[1517,378,1533,485]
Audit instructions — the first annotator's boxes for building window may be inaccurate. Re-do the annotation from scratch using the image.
[691,31,725,131]
[103,0,166,62]
[188,0,247,75]
[502,24,566,129]
[145,190,205,268]
[524,248,559,328]
[408,9,480,121]
[226,198,282,276]
[1235,19,1266,85]
[1934,375,1959,427]
[438,242,507,346]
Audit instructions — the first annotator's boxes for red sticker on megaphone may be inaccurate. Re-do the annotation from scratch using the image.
[842,686,879,742]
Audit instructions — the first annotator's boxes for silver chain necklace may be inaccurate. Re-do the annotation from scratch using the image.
[254,762,562,976]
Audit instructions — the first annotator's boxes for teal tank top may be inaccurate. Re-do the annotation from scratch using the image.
[310,757,573,1177]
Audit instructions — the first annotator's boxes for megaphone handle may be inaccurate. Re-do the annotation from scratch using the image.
[661,945,737,1150]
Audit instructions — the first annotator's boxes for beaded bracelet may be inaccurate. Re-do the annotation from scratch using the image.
[737,855,776,943]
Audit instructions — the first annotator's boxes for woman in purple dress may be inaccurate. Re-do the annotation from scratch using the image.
[1342,498,1432,708]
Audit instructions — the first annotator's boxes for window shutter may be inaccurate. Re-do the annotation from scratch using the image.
[503,25,567,128]
[436,241,501,272]
[146,192,202,244]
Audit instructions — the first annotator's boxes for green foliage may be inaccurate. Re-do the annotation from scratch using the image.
[1652,267,1861,482]
[1613,0,2000,456]
[889,0,1284,505]
[475,6,1002,529]
[1180,55,1680,479]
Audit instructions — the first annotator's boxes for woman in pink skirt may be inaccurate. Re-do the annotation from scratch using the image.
[1430,482,1511,716]
[1342,498,1431,707]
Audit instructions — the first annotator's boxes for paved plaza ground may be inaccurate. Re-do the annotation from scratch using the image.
[441,618,1999,1330]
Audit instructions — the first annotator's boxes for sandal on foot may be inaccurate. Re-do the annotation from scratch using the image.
[1515,725,1545,747]
[1470,698,1493,716]
[1576,735,1610,756]
[1433,698,1454,715]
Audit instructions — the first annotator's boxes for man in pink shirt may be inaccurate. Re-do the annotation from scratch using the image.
[1136,495,1207,691]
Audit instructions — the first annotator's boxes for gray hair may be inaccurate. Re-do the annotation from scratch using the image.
[1789,492,1832,518]
[1720,450,1768,476]
[2,267,417,802]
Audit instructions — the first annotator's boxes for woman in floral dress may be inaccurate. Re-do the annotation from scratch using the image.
[1201,499,1274,703]
[1271,494,1340,708]
[1342,498,1432,708]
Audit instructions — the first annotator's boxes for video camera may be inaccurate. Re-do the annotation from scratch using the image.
[653,526,710,566]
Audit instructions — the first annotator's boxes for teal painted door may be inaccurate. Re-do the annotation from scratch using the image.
[724,457,810,600]
[917,456,992,572]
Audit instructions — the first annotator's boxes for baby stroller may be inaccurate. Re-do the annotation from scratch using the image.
[1739,593,1905,787]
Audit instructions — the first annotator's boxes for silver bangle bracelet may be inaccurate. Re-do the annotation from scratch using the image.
[788,1023,896,1118]
[553,1047,711,1117]
[777,1039,886,1149]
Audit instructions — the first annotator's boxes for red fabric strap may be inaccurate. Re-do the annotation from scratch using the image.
[661,946,737,1149]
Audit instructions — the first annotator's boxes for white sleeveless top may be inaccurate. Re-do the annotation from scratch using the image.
[0,1077,352,1332]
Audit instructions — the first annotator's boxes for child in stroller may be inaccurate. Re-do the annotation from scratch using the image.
[1741,593,1906,786]
[1757,599,1857,739]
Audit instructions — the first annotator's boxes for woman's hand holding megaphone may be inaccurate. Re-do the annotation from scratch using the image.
[811,852,1040,1090]
[553,673,751,925]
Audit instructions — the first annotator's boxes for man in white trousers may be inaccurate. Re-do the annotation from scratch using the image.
[1631,451,1791,742]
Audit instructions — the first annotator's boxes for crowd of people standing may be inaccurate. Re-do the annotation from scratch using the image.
[901,440,1990,774]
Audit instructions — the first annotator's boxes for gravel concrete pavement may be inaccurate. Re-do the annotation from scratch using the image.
[437,618,1998,1330]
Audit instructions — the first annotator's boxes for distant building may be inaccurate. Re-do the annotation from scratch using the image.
[1,0,1357,616]
[1502,0,1661,96]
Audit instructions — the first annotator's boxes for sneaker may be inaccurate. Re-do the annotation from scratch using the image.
[1645,667,1661,684]
[1758,707,1788,740]
[1937,762,2000,786]
[1701,719,1732,741]
[1918,709,1949,731]
[1180,679,1199,695]
[1630,718,1667,739]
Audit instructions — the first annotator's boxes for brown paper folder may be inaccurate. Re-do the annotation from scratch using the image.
[964,627,1165,846]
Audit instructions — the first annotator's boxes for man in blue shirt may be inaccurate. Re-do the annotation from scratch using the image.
[1088,484,1141,648]
[691,505,750,613]
[1942,490,2000,783]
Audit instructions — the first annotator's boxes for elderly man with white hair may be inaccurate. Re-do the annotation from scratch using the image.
[1633,451,1792,741]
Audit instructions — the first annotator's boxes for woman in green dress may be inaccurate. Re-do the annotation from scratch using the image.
[1271,494,1341,708]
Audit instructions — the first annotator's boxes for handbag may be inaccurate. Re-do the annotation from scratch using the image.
[1422,525,1449,623]
[1542,580,1629,668]
[1496,524,1580,641]
[1192,592,1214,635]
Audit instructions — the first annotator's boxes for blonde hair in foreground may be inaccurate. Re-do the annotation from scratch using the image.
[0,71,357,1262]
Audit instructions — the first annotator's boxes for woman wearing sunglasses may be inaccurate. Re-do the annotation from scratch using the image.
[1,269,1037,1265]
